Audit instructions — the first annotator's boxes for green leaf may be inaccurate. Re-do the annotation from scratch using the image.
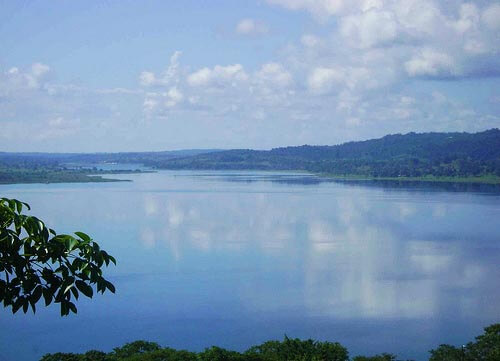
[42,288,53,306]
[60,301,68,316]
[64,236,79,251]
[22,299,29,313]
[108,255,117,265]
[68,301,77,314]
[74,231,91,243]
[70,286,79,300]
[105,280,116,293]
[63,283,74,295]
[75,280,93,298]
[31,285,43,304]
[12,299,23,314]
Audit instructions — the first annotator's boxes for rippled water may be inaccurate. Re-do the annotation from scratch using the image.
[1,171,499,361]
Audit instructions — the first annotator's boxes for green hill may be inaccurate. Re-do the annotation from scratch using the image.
[150,129,500,180]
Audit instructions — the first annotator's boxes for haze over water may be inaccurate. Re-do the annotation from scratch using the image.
[1,171,499,361]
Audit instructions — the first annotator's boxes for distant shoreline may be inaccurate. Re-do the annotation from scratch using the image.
[1,168,499,186]
[0,169,154,185]
[319,174,500,185]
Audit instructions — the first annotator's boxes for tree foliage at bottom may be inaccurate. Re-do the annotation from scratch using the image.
[39,324,499,361]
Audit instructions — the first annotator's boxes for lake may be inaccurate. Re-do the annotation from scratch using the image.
[1,171,499,361]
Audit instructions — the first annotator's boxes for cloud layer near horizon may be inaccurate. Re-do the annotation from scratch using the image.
[0,0,499,151]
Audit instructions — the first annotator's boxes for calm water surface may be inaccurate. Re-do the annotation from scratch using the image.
[1,171,499,361]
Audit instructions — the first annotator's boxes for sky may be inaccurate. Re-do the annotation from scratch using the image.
[0,0,499,152]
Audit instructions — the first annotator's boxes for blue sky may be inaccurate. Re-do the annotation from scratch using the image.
[1,0,499,152]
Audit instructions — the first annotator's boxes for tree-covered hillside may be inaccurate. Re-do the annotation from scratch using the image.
[151,129,500,179]
[2,130,499,183]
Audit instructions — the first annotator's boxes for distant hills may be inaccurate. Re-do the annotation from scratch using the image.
[0,149,220,184]
[1,130,499,183]
[0,149,220,167]
[148,129,500,179]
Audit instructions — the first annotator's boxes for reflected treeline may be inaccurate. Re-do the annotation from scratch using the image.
[219,175,324,185]
[329,179,500,194]
[213,174,500,193]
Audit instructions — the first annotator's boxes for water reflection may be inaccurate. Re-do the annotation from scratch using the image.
[137,178,500,322]
[1,171,499,361]
[201,173,500,193]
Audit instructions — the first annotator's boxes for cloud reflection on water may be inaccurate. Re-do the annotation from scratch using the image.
[137,179,499,321]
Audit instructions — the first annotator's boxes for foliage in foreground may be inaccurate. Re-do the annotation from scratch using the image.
[39,323,500,361]
[0,198,116,316]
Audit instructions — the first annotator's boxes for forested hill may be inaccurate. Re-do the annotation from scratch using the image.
[151,129,500,179]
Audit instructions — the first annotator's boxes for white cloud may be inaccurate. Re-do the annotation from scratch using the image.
[266,0,351,20]
[481,3,500,30]
[142,86,184,116]
[165,86,183,107]
[236,18,269,35]
[255,62,293,88]
[405,48,459,77]
[340,9,398,48]
[307,67,344,93]
[453,3,480,34]
[31,63,50,78]
[2,62,51,90]
[4,1,500,151]
[139,51,182,87]
[139,71,156,86]
[187,64,248,87]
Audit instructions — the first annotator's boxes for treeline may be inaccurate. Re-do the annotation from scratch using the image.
[2,130,500,183]
[0,168,136,184]
[152,129,500,179]
[0,149,218,168]
[40,323,499,361]
[0,166,144,184]
[0,149,216,184]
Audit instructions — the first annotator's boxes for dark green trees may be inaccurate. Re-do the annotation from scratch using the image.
[0,197,116,316]
[40,337,349,361]
[429,324,500,361]
[245,336,349,361]
[352,354,397,361]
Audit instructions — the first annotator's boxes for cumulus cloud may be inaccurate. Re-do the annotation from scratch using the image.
[0,61,145,150]
[187,64,248,87]
[142,86,184,117]
[2,62,51,90]
[235,18,269,35]
[139,51,182,87]
[307,67,344,94]
[266,0,351,20]
[271,0,500,80]
[4,1,499,151]
[340,9,398,48]
[255,63,293,88]
[405,48,459,78]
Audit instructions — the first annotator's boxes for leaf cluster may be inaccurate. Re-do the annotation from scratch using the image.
[0,197,116,316]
